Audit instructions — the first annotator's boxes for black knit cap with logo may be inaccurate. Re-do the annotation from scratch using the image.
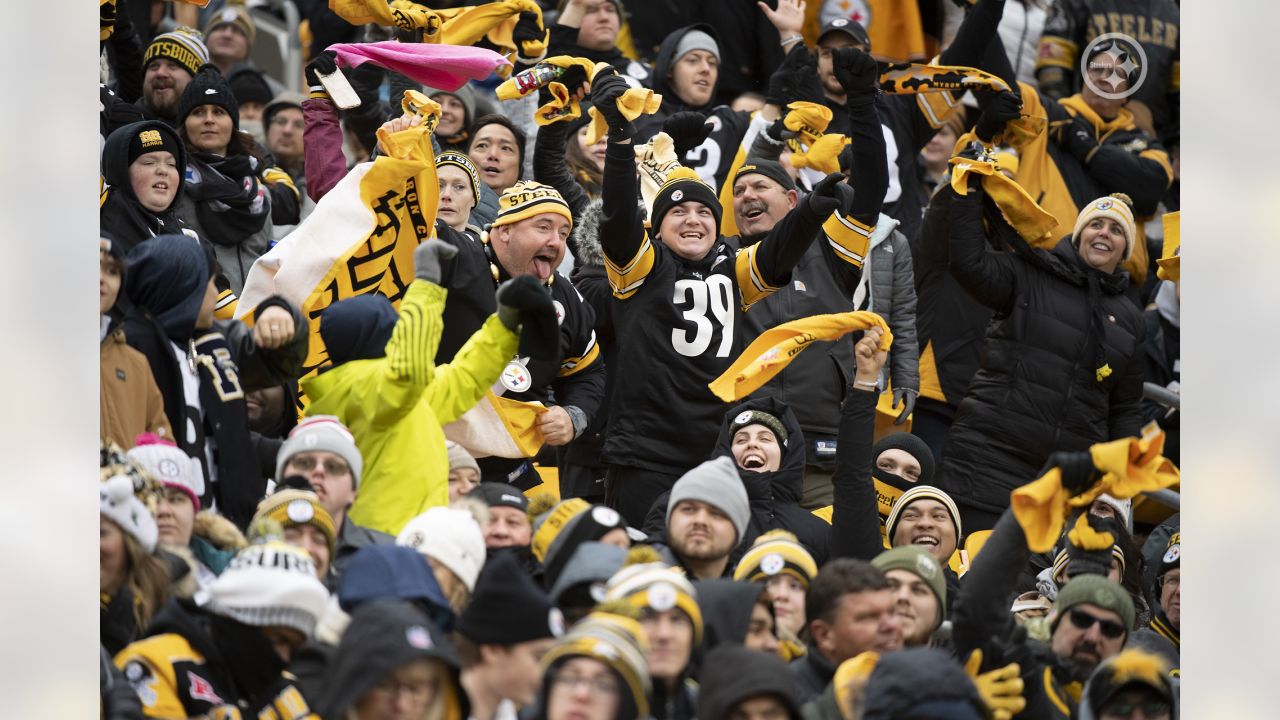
[457,553,563,645]
[126,123,183,166]
[650,167,722,233]
[179,64,240,131]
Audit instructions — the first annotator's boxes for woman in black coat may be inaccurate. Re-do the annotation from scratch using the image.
[939,181,1146,532]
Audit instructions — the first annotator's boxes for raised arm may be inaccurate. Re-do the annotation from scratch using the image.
[303,52,353,202]
[532,111,590,220]
[591,71,652,297]
[829,328,892,561]
[217,296,308,391]
[946,180,1019,314]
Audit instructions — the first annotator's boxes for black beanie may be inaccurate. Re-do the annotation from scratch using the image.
[179,64,240,130]
[872,432,936,484]
[320,294,398,366]
[650,167,722,234]
[734,159,796,192]
[227,67,274,107]
[457,553,563,645]
[125,122,184,166]
[469,482,530,512]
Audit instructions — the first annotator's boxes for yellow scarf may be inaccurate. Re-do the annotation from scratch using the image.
[584,86,663,145]
[948,157,1059,244]
[1011,424,1179,552]
[709,312,892,402]
[1158,211,1180,282]
[495,56,602,125]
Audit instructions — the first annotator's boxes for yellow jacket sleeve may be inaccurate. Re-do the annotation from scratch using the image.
[424,314,520,425]
[366,280,447,431]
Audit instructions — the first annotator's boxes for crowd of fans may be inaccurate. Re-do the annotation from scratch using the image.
[99,0,1181,718]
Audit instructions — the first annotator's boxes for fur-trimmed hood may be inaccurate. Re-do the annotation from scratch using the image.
[570,197,606,268]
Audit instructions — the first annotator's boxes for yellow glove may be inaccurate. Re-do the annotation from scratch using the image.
[964,649,1026,720]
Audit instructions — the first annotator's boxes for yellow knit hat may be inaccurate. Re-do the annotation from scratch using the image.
[733,530,818,588]
[605,550,704,645]
[491,180,574,231]
[252,489,337,558]
[1072,193,1137,261]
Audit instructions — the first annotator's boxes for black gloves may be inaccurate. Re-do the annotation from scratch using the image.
[1043,450,1101,497]
[305,50,338,91]
[804,172,845,217]
[975,90,1022,143]
[495,275,554,332]
[766,44,825,107]
[1061,114,1100,162]
[590,70,633,139]
[662,111,712,158]
[832,46,880,100]
[413,239,458,284]
[513,11,548,64]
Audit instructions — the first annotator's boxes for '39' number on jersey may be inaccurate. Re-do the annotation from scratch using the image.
[671,275,734,358]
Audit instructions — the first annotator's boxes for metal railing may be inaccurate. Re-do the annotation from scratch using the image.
[249,1,303,93]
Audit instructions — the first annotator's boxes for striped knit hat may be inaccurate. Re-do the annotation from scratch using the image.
[436,152,482,204]
[649,167,721,233]
[144,27,210,78]
[1072,193,1137,261]
[885,485,963,549]
[733,530,818,588]
[252,489,337,558]
[531,499,627,586]
[491,180,573,230]
[540,608,652,719]
[205,540,330,636]
[276,416,363,489]
[605,549,704,644]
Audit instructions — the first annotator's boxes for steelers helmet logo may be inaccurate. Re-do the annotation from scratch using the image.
[760,553,786,576]
[593,641,618,660]
[590,581,608,603]
[1096,198,1113,211]
[406,625,433,649]
[832,18,849,27]
[592,506,621,527]
[734,411,754,426]
[1162,544,1180,564]
[671,189,684,202]
[158,459,181,479]
[287,499,314,523]
[549,608,567,638]
[303,434,318,447]
[500,360,532,392]
[553,300,566,326]
[647,583,678,612]
[916,553,938,579]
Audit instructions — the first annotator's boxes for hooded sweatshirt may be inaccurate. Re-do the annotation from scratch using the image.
[101,120,191,251]
[699,645,802,720]
[693,578,767,651]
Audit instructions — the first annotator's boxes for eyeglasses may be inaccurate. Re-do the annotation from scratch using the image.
[552,672,621,697]
[1102,700,1170,717]
[370,677,433,702]
[287,455,350,476]
[1068,608,1126,639]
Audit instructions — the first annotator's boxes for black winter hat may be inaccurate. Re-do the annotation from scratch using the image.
[457,553,564,645]
[861,648,989,720]
[125,121,184,167]
[227,66,274,107]
[734,159,796,193]
[179,64,240,130]
[872,432,936,484]
[698,645,802,720]
[320,293,398,366]
[650,166,722,234]
[468,481,530,512]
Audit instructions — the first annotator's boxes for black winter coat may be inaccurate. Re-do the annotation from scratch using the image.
[940,186,1145,513]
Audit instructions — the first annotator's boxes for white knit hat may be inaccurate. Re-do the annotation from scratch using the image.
[396,507,486,592]
[100,475,159,553]
[127,434,205,510]
[276,416,363,488]
[205,541,330,637]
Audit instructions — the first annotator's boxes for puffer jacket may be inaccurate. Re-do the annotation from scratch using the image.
[940,185,1145,513]
[302,280,518,536]
[853,216,920,395]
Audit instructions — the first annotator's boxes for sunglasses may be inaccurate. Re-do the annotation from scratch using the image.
[1103,700,1170,716]
[1068,608,1126,639]
[287,456,350,476]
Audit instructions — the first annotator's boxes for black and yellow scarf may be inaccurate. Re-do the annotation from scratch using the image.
[184,153,270,247]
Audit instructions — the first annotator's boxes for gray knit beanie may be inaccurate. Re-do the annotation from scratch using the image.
[674,30,720,64]
[666,457,749,543]
[275,415,363,488]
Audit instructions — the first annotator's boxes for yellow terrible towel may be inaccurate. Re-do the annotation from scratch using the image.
[585,84,663,145]
[1158,211,1180,283]
[709,313,892,402]
[1012,425,1179,552]
[950,157,1059,245]
[329,0,442,36]
[438,0,547,67]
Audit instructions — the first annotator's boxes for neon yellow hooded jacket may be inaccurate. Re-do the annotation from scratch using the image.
[302,280,517,535]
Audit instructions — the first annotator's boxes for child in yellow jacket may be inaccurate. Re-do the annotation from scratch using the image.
[303,239,558,535]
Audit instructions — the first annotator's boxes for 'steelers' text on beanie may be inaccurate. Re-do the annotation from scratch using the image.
[491,180,574,230]
[436,152,482,205]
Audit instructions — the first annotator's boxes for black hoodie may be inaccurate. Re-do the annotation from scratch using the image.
[101,120,190,251]
[694,578,766,651]
[699,645,802,720]
[633,24,750,190]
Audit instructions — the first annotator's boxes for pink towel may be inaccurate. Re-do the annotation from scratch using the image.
[329,41,510,92]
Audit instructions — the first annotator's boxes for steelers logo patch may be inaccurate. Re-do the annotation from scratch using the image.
[501,360,532,393]
[832,18,849,27]
[553,300,566,326]
[286,499,314,523]
[592,506,621,528]
[1096,198,1113,211]
[158,459,180,479]
[760,553,786,576]
[406,625,433,649]
[593,641,618,660]
[1162,544,1180,564]
[549,608,567,638]
[916,553,938,579]
[734,411,754,426]
[647,583,678,612]
[671,189,684,202]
